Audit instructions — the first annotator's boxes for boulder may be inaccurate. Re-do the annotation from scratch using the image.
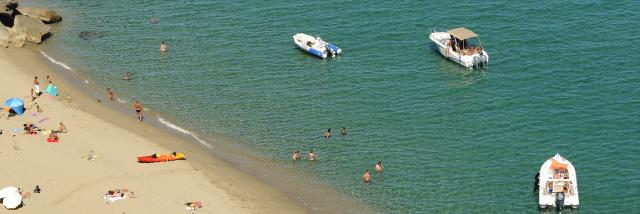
[0,25,9,47]
[0,0,17,27]
[1,0,18,11]
[18,7,62,24]
[13,14,50,44]
[0,25,25,47]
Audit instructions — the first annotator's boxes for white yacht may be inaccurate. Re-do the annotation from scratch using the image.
[538,154,579,211]
[429,27,488,68]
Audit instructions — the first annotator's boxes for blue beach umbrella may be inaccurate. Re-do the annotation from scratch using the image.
[45,84,58,96]
[4,98,25,116]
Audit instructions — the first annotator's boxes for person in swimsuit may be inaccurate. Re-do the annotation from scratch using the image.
[324,128,331,139]
[106,88,116,103]
[34,76,40,95]
[134,101,143,121]
[363,170,371,184]
[292,150,300,161]
[375,161,384,172]
[340,127,347,136]
[307,149,317,161]
[58,122,67,133]
[160,42,167,52]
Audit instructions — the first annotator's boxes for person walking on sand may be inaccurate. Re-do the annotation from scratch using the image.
[34,76,40,95]
[134,100,143,121]
[375,161,384,172]
[363,170,372,184]
[324,128,331,139]
[106,88,116,103]
[292,150,300,161]
[160,42,167,52]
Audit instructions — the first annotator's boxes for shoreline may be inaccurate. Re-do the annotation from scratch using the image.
[0,47,310,213]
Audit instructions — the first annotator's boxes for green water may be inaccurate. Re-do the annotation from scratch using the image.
[32,0,640,213]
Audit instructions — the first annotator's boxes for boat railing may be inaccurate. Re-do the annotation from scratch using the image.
[432,27,448,33]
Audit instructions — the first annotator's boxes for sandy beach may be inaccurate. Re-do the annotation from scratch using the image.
[0,48,308,213]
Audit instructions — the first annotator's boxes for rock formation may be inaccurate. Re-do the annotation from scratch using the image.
[0,0,61,48]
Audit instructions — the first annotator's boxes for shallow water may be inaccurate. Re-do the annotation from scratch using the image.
[30,0,640,212]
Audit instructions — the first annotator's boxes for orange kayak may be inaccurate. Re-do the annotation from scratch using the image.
[137,152,185,163]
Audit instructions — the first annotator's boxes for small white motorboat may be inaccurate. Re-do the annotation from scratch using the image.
[429,27,488,68]
[293,33,342,59]
[537,154,579,211]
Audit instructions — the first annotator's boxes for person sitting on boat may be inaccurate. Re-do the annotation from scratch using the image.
[171,152,177,157]
[151,153,158,159]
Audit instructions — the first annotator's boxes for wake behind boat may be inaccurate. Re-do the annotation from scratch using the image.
[429,27,488,68]
[537,154,579,211]
[293,33,342,59]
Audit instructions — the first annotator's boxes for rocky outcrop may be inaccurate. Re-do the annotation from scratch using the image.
[13,14,50,44]
[0,25,25,47]
[0,0,61,48]
[18,7,61,23]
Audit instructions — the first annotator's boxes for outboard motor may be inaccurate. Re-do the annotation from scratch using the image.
[325,43,341,57]
[555,192,565,211]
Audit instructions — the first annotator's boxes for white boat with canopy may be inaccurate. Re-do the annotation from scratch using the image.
[537,154,579,211]
[429,27,488,68]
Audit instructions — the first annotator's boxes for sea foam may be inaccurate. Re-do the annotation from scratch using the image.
[157,115,213,149]
[40,51,74,71]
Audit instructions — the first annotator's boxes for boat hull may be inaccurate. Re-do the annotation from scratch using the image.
[538,154,579,210]
[293,33,341,59]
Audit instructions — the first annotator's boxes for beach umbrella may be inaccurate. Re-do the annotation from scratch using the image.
[45,84,58,96]
[4,98,24,116]
[0,186,21,209]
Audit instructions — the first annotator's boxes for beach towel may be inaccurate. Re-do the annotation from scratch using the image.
[47,138,59,143]
[41,130,52,135]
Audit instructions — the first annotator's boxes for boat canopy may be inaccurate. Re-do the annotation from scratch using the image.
[447,27,478,40]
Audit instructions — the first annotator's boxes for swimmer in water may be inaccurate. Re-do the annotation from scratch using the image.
[292,150,300,161]
[324,128,331,139]
[160,42,167,52]
[123,72,131,80]
[375,161,384,172]
[150,16,159,24]
[340,127,347,136]
[307,149,317,161]
[363,170,371,183]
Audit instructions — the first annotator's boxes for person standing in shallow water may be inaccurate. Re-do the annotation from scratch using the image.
[307,149,317,161]
[324,128,331,139]
[134,100,143,121]
[292,151,300,161]
[160,42,167,52]
[106,88,116,103]
[340,127,347,136]
[375,161,384,172]
[363,170,371,184]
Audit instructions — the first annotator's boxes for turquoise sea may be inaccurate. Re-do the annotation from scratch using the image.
[30,0,639,213]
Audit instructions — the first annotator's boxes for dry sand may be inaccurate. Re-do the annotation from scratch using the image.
[0,48,308,213]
